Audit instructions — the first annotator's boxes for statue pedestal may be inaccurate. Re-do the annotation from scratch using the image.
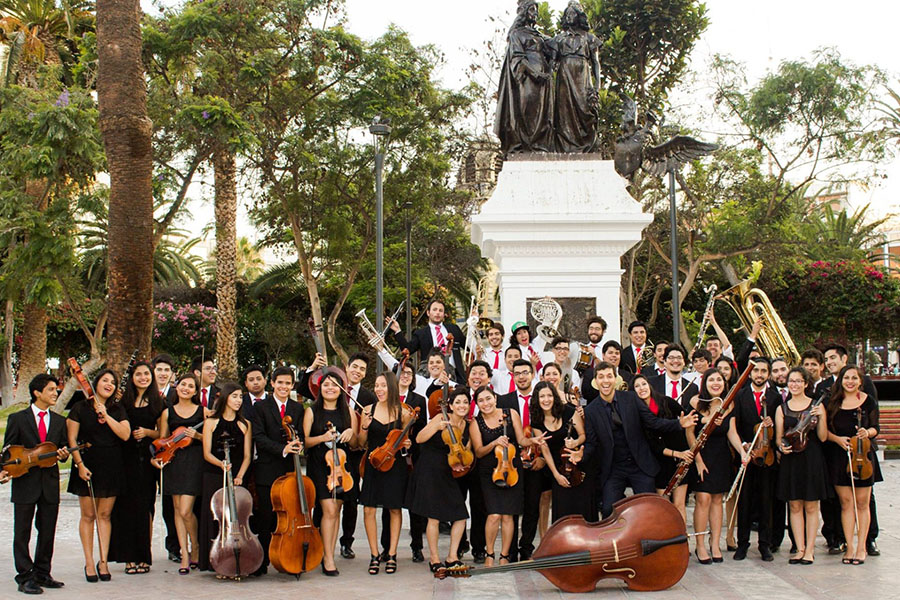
[471,155,652,343]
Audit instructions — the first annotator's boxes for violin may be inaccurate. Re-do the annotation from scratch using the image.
[560,419,584,487]
[1,442,90,479]
[67,357,105,424]
[750,401,775,467]
[269,416,323,576]
[848,408,874,481]
[520,426,538,469]
[209,436,263,580]
[324,421,353,497]
[368,405,420,472]
[439,392,474,478]
[783,392,826,453]
[150,424,203,466]
[427,335,454,419]
[436,493,689,592]
[491,410,518,488]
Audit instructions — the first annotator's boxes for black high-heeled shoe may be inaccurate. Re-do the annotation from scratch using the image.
[694,550,712,565]
[84,566,99,583]
[429,562,443,573]
[384,554,397,574]
[321,563,339,576]
[97,562,111,582]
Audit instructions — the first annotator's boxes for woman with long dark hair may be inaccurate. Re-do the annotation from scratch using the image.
[67,369,131,582]
[108,361,161,574]
[198,381,253,573]
[715,357,737,388]
[632,374,693,523]
[303,370,356,576]
[826,365,882,565]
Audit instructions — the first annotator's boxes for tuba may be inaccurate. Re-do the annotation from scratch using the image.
[531,296,562,344]
[716,280,801,366]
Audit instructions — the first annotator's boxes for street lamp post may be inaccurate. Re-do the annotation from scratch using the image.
[370,117,392,373]
[668,168,681,347]
[404,201,413,339]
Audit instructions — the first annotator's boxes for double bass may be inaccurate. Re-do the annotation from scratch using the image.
[269,416,323,576]
[436,493,689,592]
[209,435,263,580]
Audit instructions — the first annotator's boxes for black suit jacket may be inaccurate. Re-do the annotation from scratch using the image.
[620,345,644,375]
[4,407,68,504]
[648,374,698,410]
[251,397,305,487]
[393,323,466,381]
[732,385,782,444]
[241,392,272,420]
[583,391,683,488]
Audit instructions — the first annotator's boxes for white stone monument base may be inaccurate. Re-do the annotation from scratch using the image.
[471,155,652,343]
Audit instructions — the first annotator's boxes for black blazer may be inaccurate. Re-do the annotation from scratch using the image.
[649,374,698,410]
[4,407,68,504]
[620,346,643,375]
[732,385,782,444]
[393,323,466,382]
[583,391,683,488]
[241,392,272,420]
[250,397,305,487]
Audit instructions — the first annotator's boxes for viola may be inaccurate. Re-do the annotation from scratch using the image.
[848,408,874,481]
[436,493,689,592]
[439,392,473,478]
[491,410,518,488]
[427,335,455,419]
[783,392,826,452]
[750,401,775,467]
[1,442,90,479]
[324,421,353,497]
[560,419,584,487]
[520,426,538,470]
[150,424,203,466]
[67,357,105,424]
[209,436,263,579]
[368,405,420,472]
[269,416,323,576]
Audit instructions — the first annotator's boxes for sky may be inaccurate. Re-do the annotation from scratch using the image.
[143,0,900,246]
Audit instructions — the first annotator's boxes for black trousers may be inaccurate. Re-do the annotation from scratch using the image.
[868,492,878,543]
[339,450,363,548]
[737,464,776,549]
[14,500,59,584]
[255,484,275,569]
[380,508,425,552]
[821,494,844,547]
[518,467,545,555]
[456,470,486,554]
[600,460,655,518]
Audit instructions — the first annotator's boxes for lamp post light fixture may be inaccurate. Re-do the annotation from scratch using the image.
[370,116,392,373]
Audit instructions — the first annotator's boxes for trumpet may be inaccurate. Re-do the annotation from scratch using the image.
[356,308,396,355]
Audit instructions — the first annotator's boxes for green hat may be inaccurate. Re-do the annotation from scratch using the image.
[511,321,529,332]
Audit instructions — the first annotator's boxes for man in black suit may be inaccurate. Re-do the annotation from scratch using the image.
[620,320,650,375]
[191,355,220,410]
[728,358,782,561]
[580,341,636,403]
[4,374,69,594]
[570,362,696,517]
[391,299,466,382]
[250,366,305,576]
[240,364,271,418]
[815,343,881,557]
[152,353,180,561]
[649,345,699,410]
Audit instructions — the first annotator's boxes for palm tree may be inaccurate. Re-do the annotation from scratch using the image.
[803,203,890,262]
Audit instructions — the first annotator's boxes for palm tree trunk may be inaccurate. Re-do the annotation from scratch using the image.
[0,299,14,405]
[14,302,47,404]
[213,148,238,380]
[97,0,155,372]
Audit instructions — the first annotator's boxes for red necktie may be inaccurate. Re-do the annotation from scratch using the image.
[520,395,531,427]
[201,388,208,408]
[38,411,47,443]
[492,350,500,370]
[508,375,515,393]
[635,347,642,359]
[435,326,445,349]
[529,347,543,371]
[658,368,665,376]
[279,402,286,419]
[753,391,762,416]
[670,380,679,398]
[400,394,406,403]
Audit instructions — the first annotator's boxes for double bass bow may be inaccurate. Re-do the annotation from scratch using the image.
[209,434,263,580]
[269,416,323,576]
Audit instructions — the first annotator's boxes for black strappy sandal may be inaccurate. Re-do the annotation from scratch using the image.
[385,554,397,574]
[368,554,380,575]
[429,561,443,573]
[499,553,511,565]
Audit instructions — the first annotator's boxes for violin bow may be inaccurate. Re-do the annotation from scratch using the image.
[87,479,104,560]
[847,445,859,540]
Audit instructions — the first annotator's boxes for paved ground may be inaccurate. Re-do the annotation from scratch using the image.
[0,459,896,599]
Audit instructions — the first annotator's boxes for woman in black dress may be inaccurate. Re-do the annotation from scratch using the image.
[303,370,356,576]
[826,365,882,565]
[715,357,737,388]
[358,371,413,575]
[67,369,131,582]
[632,374,693,524]
[776,367,828,565]
[408,386,472,571]
[152,373,205,574]
[199,382,253,573]
[469,385,537,567]
[108,361,162,574]
[530,382,591,522]
[687,369,733,564]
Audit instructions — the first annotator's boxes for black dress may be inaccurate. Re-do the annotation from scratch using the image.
[476,411,524,515]
[359,414,409,509]
[407,428,469,522]
[198,416,248,571]
[162,404,204,496]
[645,397,692,490]
[777,400,830,501]
[109,401,162,564]
[67,400,128,498]
[828,396,883,488]
[307,407,351,501]
[691,410,733,495]
[540,405,595,522]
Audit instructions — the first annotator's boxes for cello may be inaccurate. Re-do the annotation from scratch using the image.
[436,493,689,592]
[491,411,518,488]
[368,405,420,472]
[324,421,353,497]
[209,435,263,580]
[269,416,323,576]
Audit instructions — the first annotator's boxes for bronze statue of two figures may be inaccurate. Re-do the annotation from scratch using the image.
[495,0,717,177]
